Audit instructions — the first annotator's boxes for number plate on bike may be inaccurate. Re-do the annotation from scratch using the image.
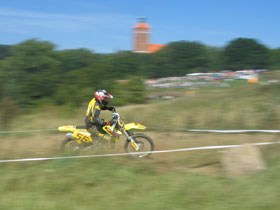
[73,131,93,143]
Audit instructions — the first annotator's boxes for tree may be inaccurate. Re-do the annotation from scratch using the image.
[0,36,277,110]
[0,45,12,59]
[223,38,269,70]
[269,48,280,70]
[1,39,60,105]
[55,48,96,72]
[206,46,224,71]
[151,41,210,77]
[102,51,142,79]
[110,76,146,106]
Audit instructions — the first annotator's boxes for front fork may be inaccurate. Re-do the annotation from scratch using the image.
[122,129,140,151]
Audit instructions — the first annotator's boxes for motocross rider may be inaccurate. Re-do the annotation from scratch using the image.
[85,89,115,138]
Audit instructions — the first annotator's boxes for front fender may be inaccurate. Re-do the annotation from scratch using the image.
[124,123,146,131]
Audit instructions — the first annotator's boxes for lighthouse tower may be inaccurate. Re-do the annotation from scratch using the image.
[133,17,151,53]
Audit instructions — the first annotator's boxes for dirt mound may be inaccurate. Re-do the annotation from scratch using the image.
[221,144,266,177]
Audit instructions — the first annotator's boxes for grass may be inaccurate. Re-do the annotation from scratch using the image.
[0,71,280,209]
[0,131,279,210]
[0,148,279,210]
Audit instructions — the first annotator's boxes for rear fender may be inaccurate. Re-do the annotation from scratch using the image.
[58,125,77,132]
[58,125,88,133]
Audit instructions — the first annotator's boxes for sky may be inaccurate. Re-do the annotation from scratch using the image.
[0,0,279,53]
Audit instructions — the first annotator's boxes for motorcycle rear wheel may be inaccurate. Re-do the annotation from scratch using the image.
[60,137,111,154]
[60,137,81,153]
[124,134,154,158]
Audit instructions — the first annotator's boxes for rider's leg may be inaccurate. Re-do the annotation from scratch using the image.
[96,125,111,141]
[85,121,99,139]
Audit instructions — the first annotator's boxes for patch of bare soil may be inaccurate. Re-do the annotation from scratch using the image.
[221,144,266,177]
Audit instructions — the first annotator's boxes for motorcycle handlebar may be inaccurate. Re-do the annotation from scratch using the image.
[111,112,120,124]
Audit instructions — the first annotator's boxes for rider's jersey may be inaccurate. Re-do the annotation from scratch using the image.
[85,98,105,127]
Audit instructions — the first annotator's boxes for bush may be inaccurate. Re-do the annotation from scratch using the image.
[0,97,19,129]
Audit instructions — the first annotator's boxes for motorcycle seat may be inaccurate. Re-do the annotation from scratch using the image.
[76,125,87,129]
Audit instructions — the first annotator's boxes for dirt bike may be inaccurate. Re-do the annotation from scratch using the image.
[58,111,154,158]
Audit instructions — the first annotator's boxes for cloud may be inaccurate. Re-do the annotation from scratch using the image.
[0,8,134,33]
[0,7,137,52]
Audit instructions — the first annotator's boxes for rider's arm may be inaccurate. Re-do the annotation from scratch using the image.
[101,104,115,112]
[101,106,109,110]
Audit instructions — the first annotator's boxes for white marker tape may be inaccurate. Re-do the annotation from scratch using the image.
[0,141,279,163]
[148,127,280,133]
[188,129,280,133]
[0,129,57,134]
[1,128,280,134]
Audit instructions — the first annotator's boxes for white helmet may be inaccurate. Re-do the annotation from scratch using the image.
[94,89,113,103]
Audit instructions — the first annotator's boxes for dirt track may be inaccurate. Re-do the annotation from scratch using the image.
[1,132,279,173]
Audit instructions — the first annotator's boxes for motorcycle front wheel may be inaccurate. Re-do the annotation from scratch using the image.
[124,134,154,158]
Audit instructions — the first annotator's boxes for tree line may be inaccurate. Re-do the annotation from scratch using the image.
[0,37,280,112]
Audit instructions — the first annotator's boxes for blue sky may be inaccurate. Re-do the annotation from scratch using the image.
[0,0,279,53]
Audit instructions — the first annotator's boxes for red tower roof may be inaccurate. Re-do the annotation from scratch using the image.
[148,44,166,53]
[134,22,151,29]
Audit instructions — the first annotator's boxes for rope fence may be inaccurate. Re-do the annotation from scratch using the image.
[1,127,280,134]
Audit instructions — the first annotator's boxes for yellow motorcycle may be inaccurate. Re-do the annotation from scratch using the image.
[58,111,154,158]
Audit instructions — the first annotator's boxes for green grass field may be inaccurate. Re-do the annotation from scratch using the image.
[1,72,280,210]
[0,149,279,210]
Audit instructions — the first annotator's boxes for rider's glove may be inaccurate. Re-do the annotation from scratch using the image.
[108,106,116,112]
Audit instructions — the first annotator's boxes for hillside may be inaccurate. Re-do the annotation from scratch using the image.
[0,74,280,210]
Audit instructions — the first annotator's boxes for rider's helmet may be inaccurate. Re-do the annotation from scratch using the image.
[95,89,113,104]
